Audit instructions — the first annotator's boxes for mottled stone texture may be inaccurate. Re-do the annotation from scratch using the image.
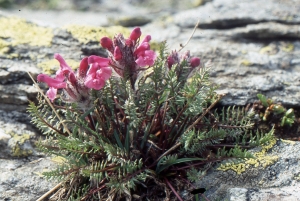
[0,0,299,200]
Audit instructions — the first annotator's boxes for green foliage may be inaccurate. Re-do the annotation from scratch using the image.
[257,93,295,126]
[29,44,275,200]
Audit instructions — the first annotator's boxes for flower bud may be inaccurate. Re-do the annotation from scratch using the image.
[141,35,151,44]
[100,37,113,49]
[129,27,142,42]
[78,57,89,79]
[167,56,175,69]
[114,46,122,61]
[190,57,201,68]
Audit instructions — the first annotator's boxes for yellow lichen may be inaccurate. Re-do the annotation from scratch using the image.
[0,17,53,47]
[281,43,294,52]
[240,59,252,66]
[217,138,278,174]
[10,133,33,157]
[0,39,10,55]
[294,173,300,181]
[259,45,277,55]
[280,139,295,145]
[51,156,67,164]
[38,58,80,74]
[65,25,130,44]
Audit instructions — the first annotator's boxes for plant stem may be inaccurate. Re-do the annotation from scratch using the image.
[164,177,184,201]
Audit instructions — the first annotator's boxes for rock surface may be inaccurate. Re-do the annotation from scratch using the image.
[0,0,299,200]
[197,139,300,200]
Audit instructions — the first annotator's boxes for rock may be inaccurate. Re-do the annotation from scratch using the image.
[0,0,299,200]
[195,140,300,200]
[0,84,38,112]
[232,22,300,40]
[0,157,57,201]
[0,110,37,158]
[109,15,152,27]
[173,0,300,29]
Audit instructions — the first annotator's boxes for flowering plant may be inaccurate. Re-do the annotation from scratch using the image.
[28,27,273,200]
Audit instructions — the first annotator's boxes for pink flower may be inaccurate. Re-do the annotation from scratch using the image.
[53,53,74,81]
[37,53,74,102]
[99,27,157,79]
[135,50,156,67]
[46,87,57,102]
[37,53,111,107]
[84,56,112,90]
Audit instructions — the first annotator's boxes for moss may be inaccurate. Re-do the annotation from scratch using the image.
[37,58,80,74]
[217,138,278,174]
[65,25,130,44]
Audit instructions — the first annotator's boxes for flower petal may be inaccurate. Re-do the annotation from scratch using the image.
[37,74,66,88]
[114,46,122,61]
[84,76,105,90]
[54,53,74,81]
[96,67,112,81]
[135,50,156,67]
[134,42,150,56]
[78,57,89,79]
[88,55,110,66]
[46,87,57,102]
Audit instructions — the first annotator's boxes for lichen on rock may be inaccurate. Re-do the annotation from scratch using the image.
[7,132,34,157]
[64,24,130,44]
[217,137,278,174]
[37,58,81,74]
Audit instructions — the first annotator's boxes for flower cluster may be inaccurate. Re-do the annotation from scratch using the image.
[37,54,111,107]
[100,27,156,78]
[167,50,200,69]
[37,27,157,105]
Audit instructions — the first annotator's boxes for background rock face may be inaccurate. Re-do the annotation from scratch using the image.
[0,0,299,200]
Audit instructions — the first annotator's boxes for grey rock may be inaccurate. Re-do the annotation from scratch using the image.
[195,140,300,200]
[0,157,57,201]
[228,188,248,201]
[0,110,38,158]
[109,15,152,27]
[232,22,300,39]
[173,0,300,29]
[0,84,38,109]
[0,0,299,200]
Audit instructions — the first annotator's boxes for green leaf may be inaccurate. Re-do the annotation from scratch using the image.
[113,129,124,149]
[156,157,204,174]
[257,93,269,107]
[80,106,95,120]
